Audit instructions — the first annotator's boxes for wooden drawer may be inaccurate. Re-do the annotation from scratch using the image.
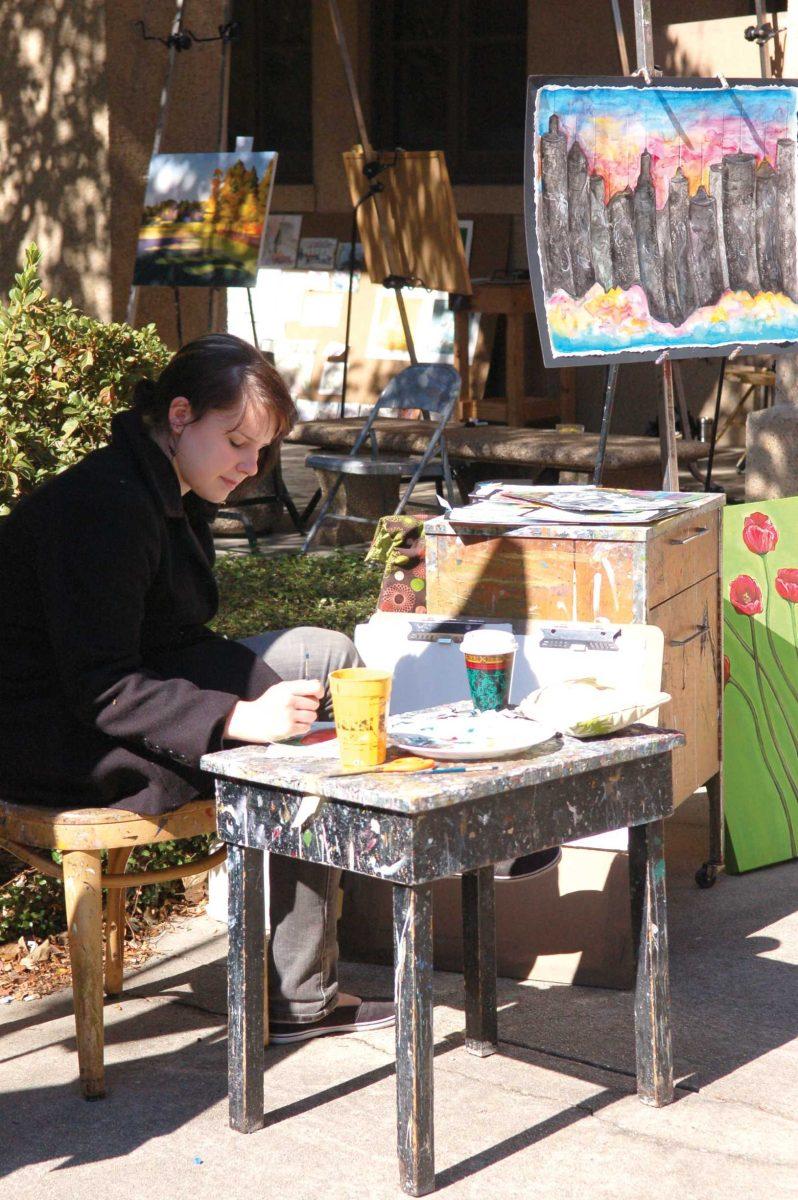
[427,533,640,623]
[647,509,719,608]
[653,573,721,805]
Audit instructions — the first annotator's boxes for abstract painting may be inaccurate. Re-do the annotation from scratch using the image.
[133,151,276,287]
[525,78,798,366]
[723,498,798,873]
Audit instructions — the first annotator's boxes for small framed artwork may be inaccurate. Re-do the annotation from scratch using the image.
[335,240,367,272]
[296,237,338,270]
[260,214,302,268]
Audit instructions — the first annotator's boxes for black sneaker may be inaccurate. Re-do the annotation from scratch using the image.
[494,846,562,880]
[269,1000,395,1045]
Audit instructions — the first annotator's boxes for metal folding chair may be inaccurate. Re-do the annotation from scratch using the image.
[301,364,460,552]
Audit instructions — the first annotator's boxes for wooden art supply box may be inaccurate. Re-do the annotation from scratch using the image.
[339,496,724,990]
[425,494,724,809]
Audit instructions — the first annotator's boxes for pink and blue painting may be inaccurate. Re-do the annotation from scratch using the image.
[525,78,798,366]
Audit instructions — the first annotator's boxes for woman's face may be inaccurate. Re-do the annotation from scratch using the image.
[168,393,279,502]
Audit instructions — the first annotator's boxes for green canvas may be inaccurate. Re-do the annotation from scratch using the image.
[723,498,798,873]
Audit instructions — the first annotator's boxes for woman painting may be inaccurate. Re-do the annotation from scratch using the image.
[0,332,393,1043]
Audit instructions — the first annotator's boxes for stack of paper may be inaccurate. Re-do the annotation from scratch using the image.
[445,484,707,527]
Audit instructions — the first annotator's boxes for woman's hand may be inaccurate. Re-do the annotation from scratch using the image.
[223,679,324,744]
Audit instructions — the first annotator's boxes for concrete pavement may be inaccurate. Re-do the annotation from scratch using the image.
[1,817,797,1199]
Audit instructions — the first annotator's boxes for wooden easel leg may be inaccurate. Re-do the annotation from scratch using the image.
[453,308,472,421]
[628,820,674,1108]
[104,847,133,997]
[393,883,435,1196]
[559,366,577,424]
[505,313,524,427]
[227,843,265,1134]
[63,849,105,1099]
[659,359,679,490]
[461,866,498,1057]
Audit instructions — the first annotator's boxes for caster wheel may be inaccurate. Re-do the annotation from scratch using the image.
[695,863,717,889]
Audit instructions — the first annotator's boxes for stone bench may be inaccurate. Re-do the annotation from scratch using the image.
[289,421,710,541]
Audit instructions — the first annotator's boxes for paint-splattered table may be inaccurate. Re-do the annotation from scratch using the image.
[201,723,684,1196]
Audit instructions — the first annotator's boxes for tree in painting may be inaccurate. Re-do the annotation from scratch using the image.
[134,152,277,288]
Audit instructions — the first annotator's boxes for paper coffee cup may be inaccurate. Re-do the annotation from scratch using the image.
[329,668,392,769]
[460,630,517,712]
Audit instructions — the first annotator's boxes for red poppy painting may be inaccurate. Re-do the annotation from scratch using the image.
[723,498,798,872]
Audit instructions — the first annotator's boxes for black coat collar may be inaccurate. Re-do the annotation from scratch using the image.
[110,408,222,526]
[111,408,185,518]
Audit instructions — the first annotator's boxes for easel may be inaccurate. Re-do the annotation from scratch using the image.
[328,0,472,420]
[124,6,308,537]
[125,2,240,346]
[703,0,782,489]
[327,0,418,367]
[594,0,680,490]
[126,0,188,331]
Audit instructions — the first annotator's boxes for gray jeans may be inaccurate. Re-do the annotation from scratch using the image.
[239,626,362,1024]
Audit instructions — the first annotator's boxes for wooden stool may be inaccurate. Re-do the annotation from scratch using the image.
[0,797,224,1099]
[717,362,776,443]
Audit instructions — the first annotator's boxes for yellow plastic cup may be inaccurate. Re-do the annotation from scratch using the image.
[329,668,393,769]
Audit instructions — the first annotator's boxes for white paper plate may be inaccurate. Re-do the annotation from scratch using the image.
[387,703,559,762]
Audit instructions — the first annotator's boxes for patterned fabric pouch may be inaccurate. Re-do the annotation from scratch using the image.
[365,513,436,614]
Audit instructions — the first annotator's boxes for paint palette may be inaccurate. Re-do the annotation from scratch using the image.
[387,702,558,761]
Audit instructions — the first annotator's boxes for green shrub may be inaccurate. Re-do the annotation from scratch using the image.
[0,243,170,514]
[0,838,214,945]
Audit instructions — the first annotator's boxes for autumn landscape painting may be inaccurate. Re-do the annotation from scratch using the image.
[133,151,277,288]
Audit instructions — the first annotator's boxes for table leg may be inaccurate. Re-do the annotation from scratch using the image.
[393,883,435,1196]
[628,820,674,1108]
[227,843,265,1133]
[461,866,498,1057]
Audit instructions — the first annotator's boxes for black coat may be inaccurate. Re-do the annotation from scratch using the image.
[0,409,280,814]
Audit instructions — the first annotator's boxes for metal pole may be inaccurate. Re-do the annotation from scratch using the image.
[338,205,359,418]
[634,0,655,75]
[208,0,235,333]
[633,0,679,487]
[246,289,259,351]
[610,0,631,75]
[593,364,619,485]
[704,358,726,491]
[126,0,188,328]
[327,0,417,364]
[754,0,773,79]
[173,287,184,347]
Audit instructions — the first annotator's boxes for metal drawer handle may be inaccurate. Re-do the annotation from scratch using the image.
[669,623,709,647]
[668,526,710,546]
